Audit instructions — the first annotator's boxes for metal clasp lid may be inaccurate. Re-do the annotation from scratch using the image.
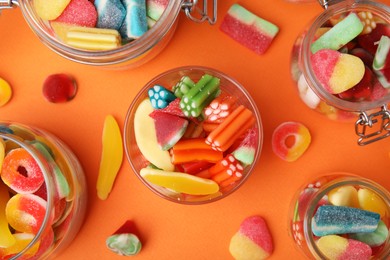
[355,105,390,145]
[182,0,217,25]
[317,0,350,9]
[0,0,17,10]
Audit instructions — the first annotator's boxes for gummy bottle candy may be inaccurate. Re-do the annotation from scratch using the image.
[290,0,390,145]
[289,173,390,259]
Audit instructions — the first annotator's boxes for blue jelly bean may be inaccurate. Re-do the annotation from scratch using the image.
[95,0,126,30]
[312,205,380,236]
[148,85,176,109]
[120,0,148,41]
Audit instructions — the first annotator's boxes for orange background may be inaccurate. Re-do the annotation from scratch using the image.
[1,0,390,259]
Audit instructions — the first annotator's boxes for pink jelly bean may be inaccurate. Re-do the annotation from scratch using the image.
[42,74,77,103]
[54,0,98,27]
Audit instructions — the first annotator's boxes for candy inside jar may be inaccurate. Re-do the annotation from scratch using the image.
[289,173,390,259]
[290,1,390,144]
[0,122,87,259]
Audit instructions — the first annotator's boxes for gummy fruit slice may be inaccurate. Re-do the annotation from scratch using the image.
[42,74,77,103]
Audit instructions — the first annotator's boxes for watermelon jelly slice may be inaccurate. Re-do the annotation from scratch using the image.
[149,110,188,151]
[220,3,279,55]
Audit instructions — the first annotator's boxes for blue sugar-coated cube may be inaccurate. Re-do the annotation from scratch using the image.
[120,0,148,41]
[312,205,380,236]
[95,0,126,30]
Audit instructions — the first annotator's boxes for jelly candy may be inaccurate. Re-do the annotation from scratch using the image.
[357,11,377,35]
[373,36,390,88]
[134,99,174,171]
[297,74,321,109]
[0,77,12,107]
[271,121,311,162]
[146,0,168,22]
[204,93,238,123]
[54,0,97,27]
[120,0,148,41]
[0,233,41,258]
[229,216,273,260]
[140,167,219,195]
[311,49,365,94]
[106,220,142,256]
[0,181,15,248]
[350,220,389,247]
[311,13,364,54]
[358,23,390,55]
[1,148,44,194]
[206,105,255,152]
[42,74,77,103]
[6,193,53,234]
[337,66,374,101]
[171,138,223,164]
[312,205,380,236]
[33,0,71,20]
[232,128,258,165]
[220,4,279,55]
[358,188,387,217]
[172,76,195,98]
[328,185,359,208]
[316,235,372,260]
[96,115,123,200]
[150,98,185,118]
[147,85,176,109]
[208,154,244,188]
[94,0,126,30]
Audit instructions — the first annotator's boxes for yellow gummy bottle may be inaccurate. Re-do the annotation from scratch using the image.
[96,115,123,200]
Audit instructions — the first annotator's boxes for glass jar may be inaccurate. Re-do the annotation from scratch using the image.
[289,173,390,259]
[0,122,87,259]
[0,0,216,69]
[290,0,390,145]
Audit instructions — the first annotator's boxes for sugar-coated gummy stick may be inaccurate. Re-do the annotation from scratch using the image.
[120,0,148,40]
[204,93,238,123]
[173,76,196,98]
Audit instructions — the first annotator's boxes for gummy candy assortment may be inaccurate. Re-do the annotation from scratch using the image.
[131,72,260,201]
[0,123,86,259]
[291,175,390,259]
[33,0,168,51]
[291,10,390,120]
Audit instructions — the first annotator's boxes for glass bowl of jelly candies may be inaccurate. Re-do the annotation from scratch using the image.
[0,122,87,259]
[124,66,263,204]
[289,173,390,259]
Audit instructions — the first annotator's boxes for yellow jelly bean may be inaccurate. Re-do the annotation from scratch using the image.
[0,77,12,107]
[358,188,387,217]
[0,181,15,248]
[96,115,123,200]
[328,185,359,207]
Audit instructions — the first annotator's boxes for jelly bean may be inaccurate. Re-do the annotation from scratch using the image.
[54,0,98,27]
[229,216,273,260]
[358,188,387,217]
[311,49,365,94]
[206,105,255,152]
[328,185,359,208]
[42,74,77,103]
[0,77,12,107]
[96,115,123,200]
[312,205,380,236]
[6,193,53,234]
[140,167,219,195]
[271,121,311,162]
[95,0,126,30]
[220,4,279,55]
[1,148,44,194]
[316,235,372,260]
[119,0,148,41]
[147,85,176,109]
[311,13,364,54]
[171,138,223,164]
[0,181,15,248]
[0,233,41,259]
[172,76,195,98]
[350,220,389,247]
[33,0,72,20]
[106,220,142,256]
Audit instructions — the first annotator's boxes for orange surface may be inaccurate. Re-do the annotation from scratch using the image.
[1,0,390,259]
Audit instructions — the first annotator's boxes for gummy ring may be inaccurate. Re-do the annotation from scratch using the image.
[1,148,44,194]
[272,122,311,162]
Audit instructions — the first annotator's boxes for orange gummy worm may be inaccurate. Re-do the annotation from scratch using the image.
[173,138,210,150]
[171,138,223,164]
[206,105,255,151]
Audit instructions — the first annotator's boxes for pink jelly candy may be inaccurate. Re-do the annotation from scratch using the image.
[54,0,98,27]
[42,74,77,103]
[316,235,372,260]
[220,4,279,55]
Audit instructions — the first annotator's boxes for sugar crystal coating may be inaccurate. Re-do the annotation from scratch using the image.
[54,0,98,27]
[95,0,126,30]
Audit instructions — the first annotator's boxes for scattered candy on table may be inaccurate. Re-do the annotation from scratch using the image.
[0,77,12,107]
[42,73,77,103]
[106,220,142,256]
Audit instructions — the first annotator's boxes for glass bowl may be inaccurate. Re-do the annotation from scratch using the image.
[124,66,263,204]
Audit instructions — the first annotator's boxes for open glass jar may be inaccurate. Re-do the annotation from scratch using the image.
[290,0,390,145]
[0,0,216,69]
[289,173,390,259]
[0,122,87,259]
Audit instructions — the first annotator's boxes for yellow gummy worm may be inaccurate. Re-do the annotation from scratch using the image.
[96,115,123,200]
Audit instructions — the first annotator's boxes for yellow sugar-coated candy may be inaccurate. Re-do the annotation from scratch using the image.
[33,0,71,20]
[0,181,15,248]
[358,188,387,217]
[140,168,219,195]
[97,115,123,200]
[328,186,359,207]
[0,233,40,257]
[0,77,12,107]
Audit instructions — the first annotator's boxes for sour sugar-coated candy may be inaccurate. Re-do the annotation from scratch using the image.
[148,85,176,109]
[229,216,273,260]
[220,4,279,55]
[311,49,365,94]
[316,235,372,260]
[140,167,219,195]
[120,0,148,41]
[94,0,126,30]
[96,115,123,200]
[106,220,142,256]
[271,121,311,162]
[311,13,364,54]
[172,75,195,98]
[312,205,380,236]
[1,148,44,194]
[232,128,258,165]
[349,220,389,247]
[0,77,12,107]
[42,74,77,103]
[146,0,168,22]
[33,0,71,20]
[54,0,98,27]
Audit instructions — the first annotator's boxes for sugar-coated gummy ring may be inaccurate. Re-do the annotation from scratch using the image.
[1,148,44,194]
[272,122,311,162]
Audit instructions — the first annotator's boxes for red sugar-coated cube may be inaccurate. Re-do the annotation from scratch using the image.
[54,0,97,27]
